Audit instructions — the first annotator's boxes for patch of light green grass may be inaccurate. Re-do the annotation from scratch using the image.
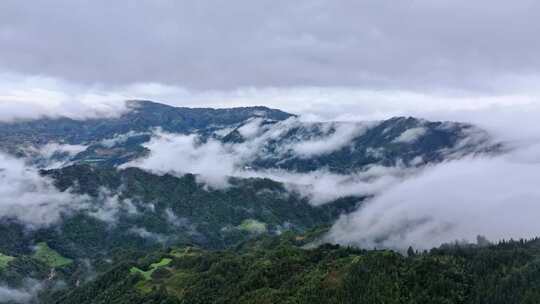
[130,258,172,281]
[238,219,267,234]
[32,242,72,268]
[0,253,15,270]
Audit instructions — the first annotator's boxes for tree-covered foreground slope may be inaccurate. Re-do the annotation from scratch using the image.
[46,232,540,304]
[0,165,360,303]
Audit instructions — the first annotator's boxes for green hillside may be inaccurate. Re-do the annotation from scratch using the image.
[48,233,540,304]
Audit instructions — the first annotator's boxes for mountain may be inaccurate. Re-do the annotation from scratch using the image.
[0,101,505,303]
[0,100,293,146]
[0,100,500,173]
[44,233,540,304]
[225,116,499,173]
[0,164,360,303]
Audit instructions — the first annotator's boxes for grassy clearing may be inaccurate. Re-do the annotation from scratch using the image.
[130,258,172,281]
[238,219,267,234]
[33,242,73,268]
[0,253,15,270]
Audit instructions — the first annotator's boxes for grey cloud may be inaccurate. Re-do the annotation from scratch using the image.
[0,285,32,303]
[0,280,42,303]
[326,152,540,250]
[0,152,86,228]
[1,0,539,91]
[0,152,141,228]
[325,105,540,250]
[123,125,418,204]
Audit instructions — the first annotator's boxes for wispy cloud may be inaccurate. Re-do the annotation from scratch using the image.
[0,153,86,227]
[325,105,540,249]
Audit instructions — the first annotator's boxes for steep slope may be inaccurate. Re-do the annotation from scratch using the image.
[0,100,293,145]
[46,234,540,304]
[0,164,360,298]
[1,165,359,254]
[0,101,501,174]
[0,100,293,166]
[224,116,499,173]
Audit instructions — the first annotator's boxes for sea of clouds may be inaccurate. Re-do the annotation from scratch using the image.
[2,75,540,250]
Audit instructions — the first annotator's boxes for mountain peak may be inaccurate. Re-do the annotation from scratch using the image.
[125,100,294,117]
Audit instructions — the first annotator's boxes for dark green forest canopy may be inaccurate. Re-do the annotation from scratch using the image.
[46,234,540,304]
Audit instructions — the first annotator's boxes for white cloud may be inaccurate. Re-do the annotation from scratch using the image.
[0,73,129,122]
[290,122,374,157]
[128,227,168,243]
[22,142,87,169]
[1,72,540,125]
[86,189,138,224]
[0,153,86,228]
[99,131,147,148]
[326,141,540,250]
[313,99,540,251]
[0,281,42,304]
[237,118,265,139]
[392,127,427,143]
[123,131,238,188]
[240,165,416,206]
[0,152,145,228]
[0,286,32,303]
[123,127,420,204]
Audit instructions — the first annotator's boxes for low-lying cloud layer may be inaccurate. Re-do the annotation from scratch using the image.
[0,153,83,227]
[0,286,31,303]
[1,72,539,124]
[123,119,421,204]
[326,149,540,249]
[0,152,141,228]
[325,105,540,249]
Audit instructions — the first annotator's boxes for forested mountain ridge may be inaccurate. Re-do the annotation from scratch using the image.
[0,100,294,145]
[0,100,500,173]
[0,164,360,303]
[45,233,540,304]
[0,101,508,303]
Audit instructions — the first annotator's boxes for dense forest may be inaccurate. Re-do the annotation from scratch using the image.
[36,232,540,304]
[0,102,525,303]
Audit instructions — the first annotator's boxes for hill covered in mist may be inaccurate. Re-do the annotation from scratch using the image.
[0,100,508,303]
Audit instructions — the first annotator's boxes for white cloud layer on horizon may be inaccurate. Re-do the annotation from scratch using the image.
[325,148,540,250]
[0,74,129,122]
[2,1,540,92]
[2,76,540,250]
[0,72,539,125]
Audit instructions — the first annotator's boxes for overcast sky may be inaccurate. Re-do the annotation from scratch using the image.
[1,0,540,122]
[1,0,539,91]
[3,2,540,248]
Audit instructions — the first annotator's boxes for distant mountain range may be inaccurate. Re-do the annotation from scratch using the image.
[0,100,503,303]
[0,100,500,172]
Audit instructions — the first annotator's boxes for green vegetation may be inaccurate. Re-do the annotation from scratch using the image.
[33,242,73,268]
[47,234,540,304]
[238,219,267,233]
[0,252,15,270]
[130,258,172,281]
